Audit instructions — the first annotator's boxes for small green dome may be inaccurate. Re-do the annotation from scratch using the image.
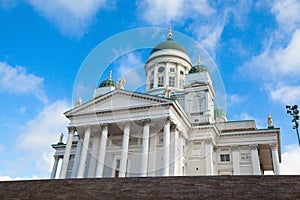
[150,39,188,55]
[215,107,226,118]
[99,70,116,88]
[99,79,116,88]
[189,64,208,73]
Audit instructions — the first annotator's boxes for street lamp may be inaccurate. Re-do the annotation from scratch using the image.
[286,105,300,147]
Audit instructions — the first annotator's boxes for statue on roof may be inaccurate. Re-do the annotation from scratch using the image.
[268,113,273,128]
[164,86,172,98]
[59,133,64,144]
[75,97,82,107]
[118,77,126,90]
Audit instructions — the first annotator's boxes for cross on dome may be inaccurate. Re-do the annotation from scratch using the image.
[168,26,173,40]
[109,70,113,80]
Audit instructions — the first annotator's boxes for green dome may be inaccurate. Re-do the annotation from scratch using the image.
[189,64,208,73]
[150,38,188,55]
[99,79,116,88]
[214,107,226,118]
[99,70,116,88]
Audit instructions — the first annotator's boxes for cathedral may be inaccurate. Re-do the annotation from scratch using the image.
[50,29,281,179]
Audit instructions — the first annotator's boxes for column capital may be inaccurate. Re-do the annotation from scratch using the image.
[250,144,258,150]
[170,124,178,131]
[213,146,218,152]
[67,126,76,134]
[82,125,92,133]
[123,121,130,127]
[165,116,171,124]
[143,118,151,125]
[270,143,278,150]
[101,123,108,130]
[231,145,240,151]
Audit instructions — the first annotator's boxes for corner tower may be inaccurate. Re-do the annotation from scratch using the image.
[145,27,192,96]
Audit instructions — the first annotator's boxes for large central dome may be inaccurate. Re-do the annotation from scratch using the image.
[150,38,188,55]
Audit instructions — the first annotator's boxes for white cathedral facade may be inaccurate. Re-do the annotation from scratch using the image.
[50,29,281,179]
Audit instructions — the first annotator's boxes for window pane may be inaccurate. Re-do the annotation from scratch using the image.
[158,77,164,87]
[150,79,154,89]
[220,154,230,162]
[169,77,175,87]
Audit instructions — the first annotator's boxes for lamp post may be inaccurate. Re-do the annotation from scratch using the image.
[286,105,300,147]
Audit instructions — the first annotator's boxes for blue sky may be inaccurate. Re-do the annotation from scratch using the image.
[0,0,300,180]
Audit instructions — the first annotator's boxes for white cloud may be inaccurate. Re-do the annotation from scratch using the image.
[227,94,247,107]
[0,62,47,102]
[272,0,300,32]
[27,0,113,38]
[267,83,300,105]
[240,29,300,81]
[136,0,214,26]
[116,52,145,91]
[238,28,300,105]
[0,175,22,181]
[280,144,300,174]
[193,24,225,56]
[136,0,222,55]
[16,100,70,177]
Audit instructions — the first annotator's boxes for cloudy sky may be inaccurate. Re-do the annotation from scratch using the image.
[0,0,300,180]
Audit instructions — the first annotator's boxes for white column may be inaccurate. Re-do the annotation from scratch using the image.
[179,136,185,176]
[232,145,240,175]
[271,143,280,175]
[95,124,108,177]
[205,139,214,175]
[50,156,59,179]
[162,118,171,176]
[173,128,180,176]
[165,62,169,86]
[169,125,179,176]
[71,137,83,178]
[119,122,130,177]
[88,134,100,178]
[147,133,157,176]
[77,126,91,178]
[250,144,261,175]
[59,127,75,178]
[140,119,150,177]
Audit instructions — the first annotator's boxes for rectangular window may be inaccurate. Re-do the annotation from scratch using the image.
[220,154,230,162]
[158,77,164,87]
[180,70,184,75]
[170,67,175,72]
[116,159,121,169]
[169,77,175,87]
[150,79,154,89]
[151,70,154,76]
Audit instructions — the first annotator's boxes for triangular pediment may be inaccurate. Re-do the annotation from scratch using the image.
[65,89,173,116]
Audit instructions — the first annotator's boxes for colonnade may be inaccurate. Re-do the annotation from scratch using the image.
[51,117,181,178]
[230,143,280,175]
